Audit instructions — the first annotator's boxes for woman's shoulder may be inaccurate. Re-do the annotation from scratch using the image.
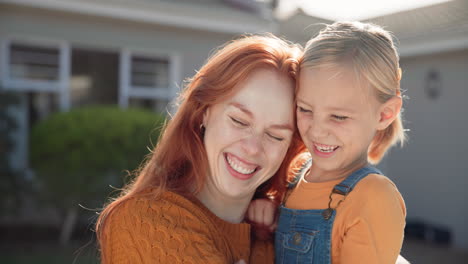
[100,190,230,263]
[107,190,211,228]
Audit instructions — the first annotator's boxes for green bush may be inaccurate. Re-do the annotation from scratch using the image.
[0,91,21,214]
[29,106,166,209]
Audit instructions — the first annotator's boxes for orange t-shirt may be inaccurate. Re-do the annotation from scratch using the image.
[100,190,274,264]
[285,169,406,264]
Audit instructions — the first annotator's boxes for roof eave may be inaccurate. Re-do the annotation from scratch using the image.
[0,0,276,34]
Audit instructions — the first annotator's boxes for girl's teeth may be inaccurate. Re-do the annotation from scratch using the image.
[227,155,256,175]
[315,144,337,152]
[319,148,334,153]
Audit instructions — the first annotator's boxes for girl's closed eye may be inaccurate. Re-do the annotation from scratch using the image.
[332,114,349,121]
[297,106,312,113]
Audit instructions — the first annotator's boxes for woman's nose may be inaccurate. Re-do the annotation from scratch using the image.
[241,133,263,156]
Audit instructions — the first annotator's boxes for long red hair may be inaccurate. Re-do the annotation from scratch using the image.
[96,34,306,255]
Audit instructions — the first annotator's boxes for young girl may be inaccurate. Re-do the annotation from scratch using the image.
[248,21,407,263]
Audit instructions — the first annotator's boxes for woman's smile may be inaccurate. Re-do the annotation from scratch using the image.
[224,152,260,180]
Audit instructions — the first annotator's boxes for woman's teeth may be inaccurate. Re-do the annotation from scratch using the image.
[227,154,256,175]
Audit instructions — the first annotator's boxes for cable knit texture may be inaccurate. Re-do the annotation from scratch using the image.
[100,189,274,263]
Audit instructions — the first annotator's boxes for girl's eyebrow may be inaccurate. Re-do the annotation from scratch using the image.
[296,99,312,107]
[296,99,355,114]
[326,106,356,114]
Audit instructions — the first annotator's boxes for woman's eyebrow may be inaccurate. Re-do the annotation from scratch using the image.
[229,102,253,118]
[230,102,293,131]
[270,124,293,132]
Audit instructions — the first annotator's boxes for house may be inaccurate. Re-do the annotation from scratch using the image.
[1,0,468,251]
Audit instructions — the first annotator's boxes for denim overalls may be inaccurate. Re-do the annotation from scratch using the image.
[275,160,383,264]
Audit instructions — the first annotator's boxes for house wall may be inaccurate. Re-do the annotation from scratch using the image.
[389,49,468,249]
[277,12,329,46]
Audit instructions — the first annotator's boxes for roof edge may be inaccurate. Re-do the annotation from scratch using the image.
[0,0,276,34]
[399,36,468,57]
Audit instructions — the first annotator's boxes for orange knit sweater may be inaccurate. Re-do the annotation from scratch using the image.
[100,189,274,263]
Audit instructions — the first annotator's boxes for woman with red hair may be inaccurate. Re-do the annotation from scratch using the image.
[96,34,305,263]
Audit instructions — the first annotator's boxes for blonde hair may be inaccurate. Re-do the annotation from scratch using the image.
[302,21,406,164]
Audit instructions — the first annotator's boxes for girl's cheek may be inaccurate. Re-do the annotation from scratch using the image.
[296,118,309,137]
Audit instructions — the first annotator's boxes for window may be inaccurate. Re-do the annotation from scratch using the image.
[1,38,70,105]
[70,48,119,107]
[9,43,60,82]
[131,56,169,88]
[119,49,180,112]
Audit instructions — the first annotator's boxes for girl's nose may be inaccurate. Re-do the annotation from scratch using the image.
[310,118,329,139]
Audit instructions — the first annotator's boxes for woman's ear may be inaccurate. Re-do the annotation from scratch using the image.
[377,96,402,130]
[202,108,210,128]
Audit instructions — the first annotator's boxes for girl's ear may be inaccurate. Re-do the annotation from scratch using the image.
[377,96,402,130]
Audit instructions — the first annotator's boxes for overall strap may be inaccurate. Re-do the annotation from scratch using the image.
[333,166,383,195]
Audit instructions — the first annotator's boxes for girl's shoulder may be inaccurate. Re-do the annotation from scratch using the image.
[348,173,406,214]
[356,173,399,193]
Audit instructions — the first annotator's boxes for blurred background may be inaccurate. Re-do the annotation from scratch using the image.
[0,0,467,263]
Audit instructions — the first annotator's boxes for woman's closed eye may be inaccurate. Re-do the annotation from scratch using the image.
[230,116,248,127]
[266,132,284,142]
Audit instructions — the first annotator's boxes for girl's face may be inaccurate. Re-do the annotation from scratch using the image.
[202,68,295,200]
[297,66,383,177]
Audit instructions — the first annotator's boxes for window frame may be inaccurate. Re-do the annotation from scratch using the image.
[1,37,70,92]
[119,48,181,108]
[0,36,71,110]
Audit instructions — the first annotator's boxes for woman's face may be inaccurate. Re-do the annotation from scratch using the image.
[202,68,295,200]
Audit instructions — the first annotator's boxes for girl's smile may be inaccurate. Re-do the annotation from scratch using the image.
[313,142,340,158]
